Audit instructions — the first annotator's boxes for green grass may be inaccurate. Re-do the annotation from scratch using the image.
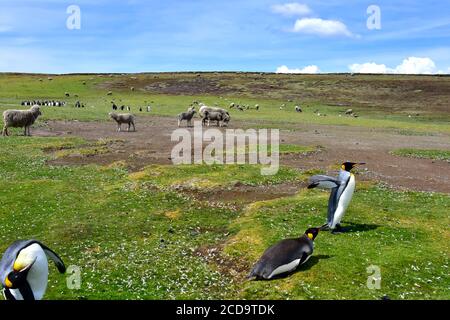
[0,137,448,300]
[392,148,450,162]
[225,183,450,299]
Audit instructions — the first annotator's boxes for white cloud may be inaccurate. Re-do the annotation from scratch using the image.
[276,65,320,74]
[271,3,311,16]
[349,62,388,74]
[349,57,444,74]
[293,18,353,37]
[393,57,436,74]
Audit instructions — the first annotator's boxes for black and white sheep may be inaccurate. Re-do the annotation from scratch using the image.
[109,112,136,132]
[2,105,42,136]
[177,109,196,127]
[202,110,230,127]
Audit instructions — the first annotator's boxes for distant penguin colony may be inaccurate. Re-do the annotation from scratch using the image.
[0,240,65,300]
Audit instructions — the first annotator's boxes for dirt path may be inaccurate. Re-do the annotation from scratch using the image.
[35,116,450,193]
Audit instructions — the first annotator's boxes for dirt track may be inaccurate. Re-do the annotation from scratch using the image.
[35,116,450,194]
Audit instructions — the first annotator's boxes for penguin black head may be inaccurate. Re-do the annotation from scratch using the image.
[304,227,320,241]
[341,161,365,172]
[4,261,34,289]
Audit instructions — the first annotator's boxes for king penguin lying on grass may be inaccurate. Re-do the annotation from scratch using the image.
[308,161,365,233]
[248,227,320,280]
[0,240,66,300]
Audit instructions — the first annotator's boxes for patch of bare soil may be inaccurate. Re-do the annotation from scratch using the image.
[194,243,250,280]
[173,180,307,206]
[35,116,450,193]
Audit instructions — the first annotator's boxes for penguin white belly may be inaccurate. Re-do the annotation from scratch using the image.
[9,244,49,300]
[268,259,300,279]
[332,175,355,228]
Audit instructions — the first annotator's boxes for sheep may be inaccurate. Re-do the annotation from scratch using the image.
[295,106,302,112]
[202,110,230,127]
[146,106,151,112]
[177,109,196,127]
[198,105,228,118]
[109,112,136,132]
[2,105,42,136]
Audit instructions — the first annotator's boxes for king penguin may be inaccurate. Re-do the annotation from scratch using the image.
[248,227,320,280]
[0,240,66,300]
[308,161,365,233]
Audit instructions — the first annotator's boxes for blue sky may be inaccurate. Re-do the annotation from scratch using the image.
[0,0,449,73]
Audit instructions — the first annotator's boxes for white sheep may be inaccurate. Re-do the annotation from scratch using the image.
[198,105,229,118]
[109,112,136,132]
[2,105,42,136]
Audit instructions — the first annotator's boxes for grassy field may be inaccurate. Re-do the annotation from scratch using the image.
[392,148,450,162]
[0,73,449,300]
[0,136,448,299]
[1,73,450,134]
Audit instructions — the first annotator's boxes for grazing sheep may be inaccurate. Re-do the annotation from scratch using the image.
[2,105,42,136]
[107,91,113,95]
[146,106,151,112]
[198,105,229,118]
[345,109,353,115]
[202,110,230,127]
[109,112,136,132]
[177,109,196,127]
[295,106,302,112]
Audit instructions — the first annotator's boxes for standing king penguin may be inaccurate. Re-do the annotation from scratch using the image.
[0,240,66,300]
[308,161,365,233]
[248,227,320,280]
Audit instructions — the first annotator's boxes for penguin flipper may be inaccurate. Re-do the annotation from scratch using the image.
[39,243,66,273]
[308,175,341,189]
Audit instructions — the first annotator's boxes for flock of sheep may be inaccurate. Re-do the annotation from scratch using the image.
[178,103,231,127]
[2,98,310,136]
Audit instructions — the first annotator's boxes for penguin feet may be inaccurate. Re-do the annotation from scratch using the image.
[331,224,345,234]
